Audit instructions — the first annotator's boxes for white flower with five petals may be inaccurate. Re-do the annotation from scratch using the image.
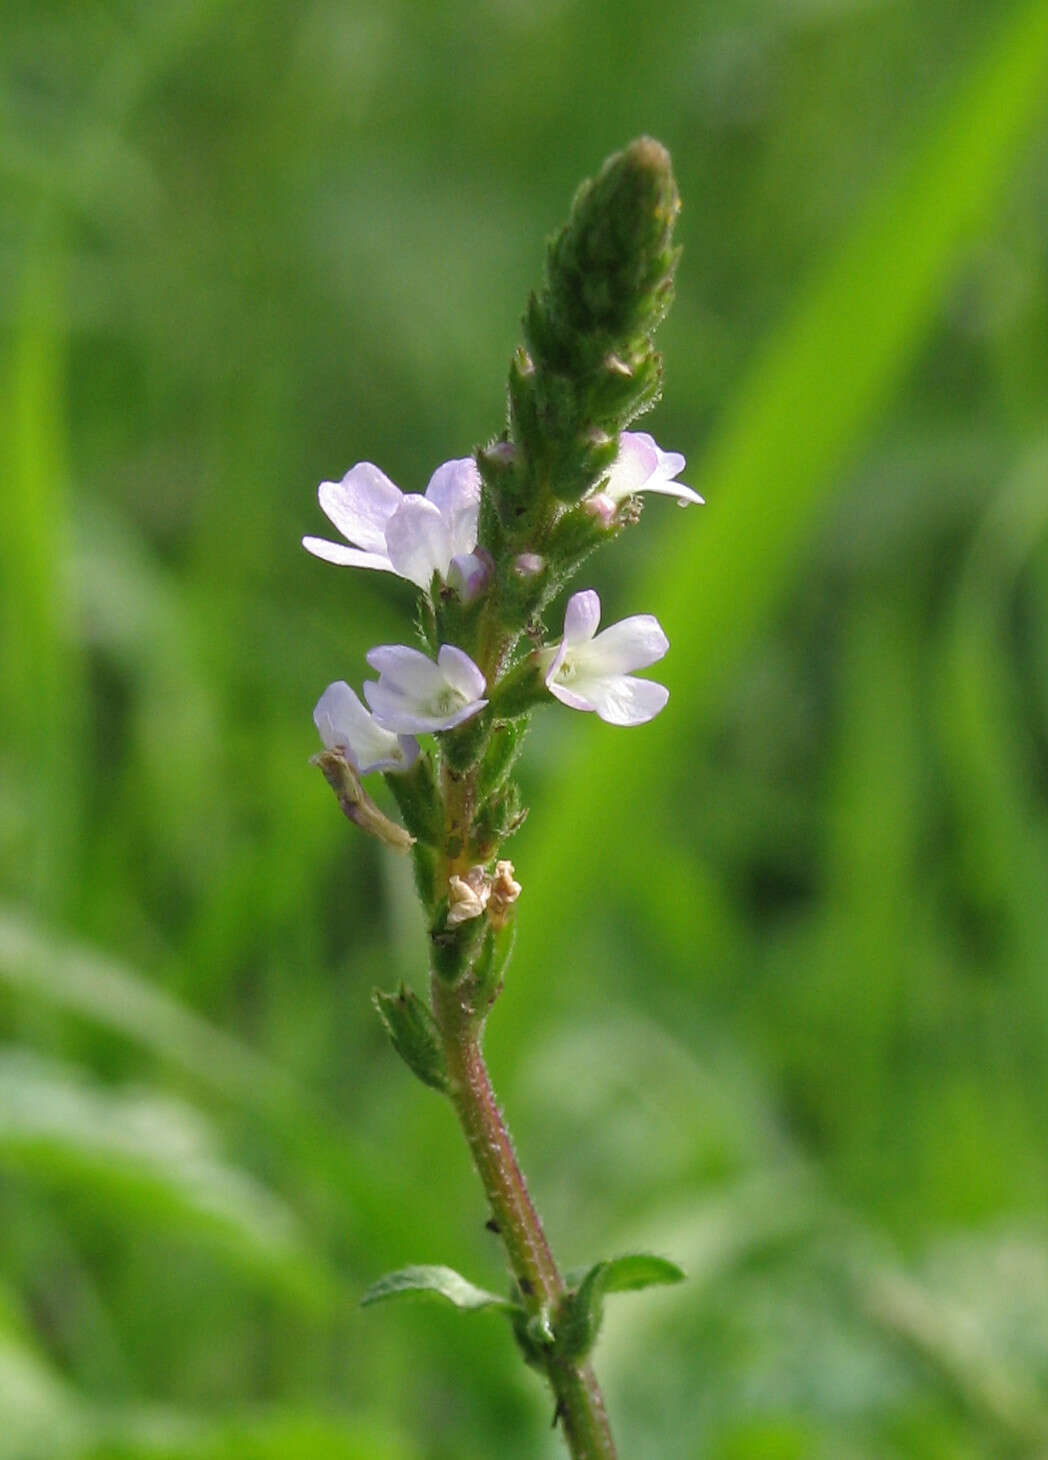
[314,681,419,774]
[303,457,486,594]
[540,590,669,726]
[587,431,702,522]
[364,644,488,734]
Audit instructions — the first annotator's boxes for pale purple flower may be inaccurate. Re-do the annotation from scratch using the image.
[314,681,419,774]
[587,431,702,522]
[540,590,669,726]
[364,644,488,734]
[302,457,482,592]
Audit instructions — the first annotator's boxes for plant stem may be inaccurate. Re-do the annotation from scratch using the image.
[430,972,619,1460]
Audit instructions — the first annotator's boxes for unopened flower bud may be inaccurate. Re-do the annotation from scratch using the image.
[483,440,518,467]
[583,492,618,527]
[512,552,545,579]
[447,549,492,604]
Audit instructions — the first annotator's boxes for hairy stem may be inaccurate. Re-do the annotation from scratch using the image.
[430,973,618,1459]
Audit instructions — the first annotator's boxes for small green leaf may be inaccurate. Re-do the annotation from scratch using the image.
[384,751,443,849]
[361,1265,521,1315]
[371,987,448,1093]
[584,1253,685,1294]
[557,1253,685,1361]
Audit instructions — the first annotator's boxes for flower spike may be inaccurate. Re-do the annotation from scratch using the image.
[304,141,692,1456]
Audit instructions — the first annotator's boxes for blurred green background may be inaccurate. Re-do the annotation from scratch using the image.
[3,1,1048,1456]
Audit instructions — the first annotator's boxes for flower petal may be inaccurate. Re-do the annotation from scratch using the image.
[314,680,370,750]
[365,644,447,697]
[385,496,453,590]
[627,431,689,482]
[605,433,658,502]
[364,643,487,733]
[313,680,418,773]
[577,614,669,676]
[546,678,601,714]
[302,536,395,570]
[572,673,669,726]
[436,644,487,702]
[634,474,703,506]
[424,458,481,558]
[318,463,403,552]
[428,697,488,732]
[563,590,602,647]
[544,590,601,687]
[365,681,487,734]
[603,432,702,507]
[361,682,425,734]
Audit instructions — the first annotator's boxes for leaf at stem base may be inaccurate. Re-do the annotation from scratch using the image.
[362,1264,523,1315]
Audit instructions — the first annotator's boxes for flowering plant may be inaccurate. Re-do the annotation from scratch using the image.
[306,139,698,1459]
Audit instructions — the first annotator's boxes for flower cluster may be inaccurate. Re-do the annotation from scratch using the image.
[304,431,699,774]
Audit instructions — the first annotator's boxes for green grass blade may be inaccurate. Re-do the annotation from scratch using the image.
[0,908,291,1109]
[0,249,84,913]
[0,1049,332,1308]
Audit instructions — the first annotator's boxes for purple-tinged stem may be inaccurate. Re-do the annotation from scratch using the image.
[430,973,618,1460]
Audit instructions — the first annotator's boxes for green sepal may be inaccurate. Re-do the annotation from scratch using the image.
[604,348,664,428]
[372,986,449,1093]
[470,781,526,860]
[470,922,515,1006]
[581,347,663,428]
[362,1264,523,1316]
[545,429,619,506]
[476,437,519,491]
[488,656,547,719]
[556,1254,685,1362]
[433,575,488,655]
[476,445,514,560]
[415,593,439,655]
[505,350,543,509]
[383,754,442,847]
[495,555,550,626]
[441,711,491,775]
[544,500,620,572]
[532,367,584,451]
[475,717,530,799]
[408,840,437,913]
[430,911,486,984]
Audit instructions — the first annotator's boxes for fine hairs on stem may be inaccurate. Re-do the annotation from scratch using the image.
[306,139,695,1458]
